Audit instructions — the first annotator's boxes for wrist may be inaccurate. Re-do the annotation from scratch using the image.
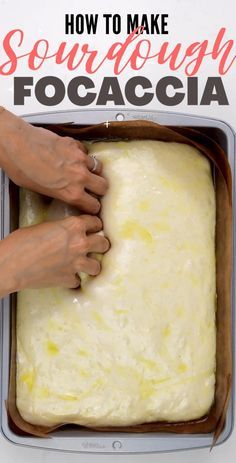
[0,266,17,298]
[0,238,19,298]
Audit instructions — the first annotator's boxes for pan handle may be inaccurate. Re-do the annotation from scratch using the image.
[20,108,225,126]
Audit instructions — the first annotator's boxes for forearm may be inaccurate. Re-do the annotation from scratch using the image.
[0,108,22,297]
[0,106,29,171]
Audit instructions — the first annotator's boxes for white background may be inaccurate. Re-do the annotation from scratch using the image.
[0,0,236,130]
[0,0,235,461]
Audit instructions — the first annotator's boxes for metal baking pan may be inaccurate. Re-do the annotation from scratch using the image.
[0,109,235,454]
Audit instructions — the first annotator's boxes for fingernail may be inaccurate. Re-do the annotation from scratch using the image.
[94,201,101,214]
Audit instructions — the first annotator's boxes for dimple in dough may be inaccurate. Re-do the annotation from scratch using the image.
[17,140,216,427]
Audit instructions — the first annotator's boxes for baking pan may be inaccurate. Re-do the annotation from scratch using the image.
[0,109,235,453]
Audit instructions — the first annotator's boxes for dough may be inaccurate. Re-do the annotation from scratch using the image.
[16,140,216,427]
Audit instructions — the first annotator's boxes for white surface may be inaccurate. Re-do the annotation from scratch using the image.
[0,0,236,130]
[0,0,235,460]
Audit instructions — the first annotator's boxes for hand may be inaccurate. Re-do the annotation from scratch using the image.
[0,215,110,297]
[0,108,108,214]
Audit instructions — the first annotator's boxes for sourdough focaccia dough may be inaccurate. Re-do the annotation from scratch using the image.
[17,140,216,427]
